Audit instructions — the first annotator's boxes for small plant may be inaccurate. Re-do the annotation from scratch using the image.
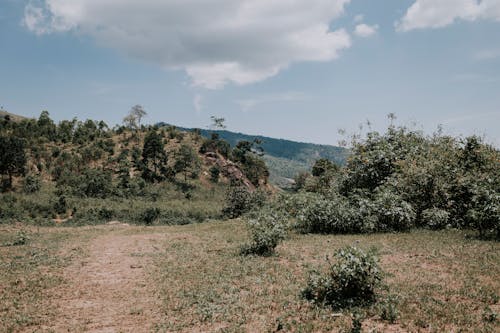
[378,294,399,323]
[240,210,286,256]
[3,230,30,246]
[350,310,364,333]
[302,246,383,309]
[482,306,498,323]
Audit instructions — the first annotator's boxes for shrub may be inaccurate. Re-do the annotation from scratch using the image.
[222,186,252,218]
[66,168,113,198]
[209,166,220,183]
[22,175,41,193]
[302,246,382,309]
[421,208,450,230]
[240,210,286,256]
[466,186,500,239]
[98,207,114,220]
[138,207,161,225]
[53,195,67,215]
[370,188,416,231]
[297,195,362,234]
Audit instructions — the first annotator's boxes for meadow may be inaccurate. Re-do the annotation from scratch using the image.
[1,221,498,332]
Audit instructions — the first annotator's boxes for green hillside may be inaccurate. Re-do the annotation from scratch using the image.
[164,125,349,186]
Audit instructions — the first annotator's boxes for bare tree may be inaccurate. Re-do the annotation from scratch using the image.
[123,105,147,129]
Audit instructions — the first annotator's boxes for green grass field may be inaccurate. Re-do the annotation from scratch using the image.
[1,222,498,332]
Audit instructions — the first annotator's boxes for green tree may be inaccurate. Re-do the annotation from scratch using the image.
[37,110,57,141]
[174,144,201,182]
[141,130,169,182]
[0,136,26,190]
[312,158,338,177]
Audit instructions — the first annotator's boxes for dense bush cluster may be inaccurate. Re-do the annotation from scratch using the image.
[285,123,499,238]
[302,246,382,309]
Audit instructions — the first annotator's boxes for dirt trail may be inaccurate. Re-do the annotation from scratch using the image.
[46,228,164,332]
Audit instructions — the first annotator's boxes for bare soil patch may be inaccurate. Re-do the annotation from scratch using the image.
[45,228,164,332]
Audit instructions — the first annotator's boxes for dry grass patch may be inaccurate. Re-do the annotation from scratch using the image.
[152,222,499,332]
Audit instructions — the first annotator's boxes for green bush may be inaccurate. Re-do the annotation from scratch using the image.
[466,186,499,239]
[370,188,416,231]
[240,210,286,256]
[222,186,252,218]
[297,195,359,234]
[138,207,161,225]
[421,208,450,230]
[302,246,383,309]
[22,175,41,193]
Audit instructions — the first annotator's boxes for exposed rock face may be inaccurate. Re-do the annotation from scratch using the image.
[203,151,256,191]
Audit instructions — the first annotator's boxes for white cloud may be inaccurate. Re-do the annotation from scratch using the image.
[397,0,500,32]
[354,23,378,37]
[24,0,352,89]
[236,92,309,112]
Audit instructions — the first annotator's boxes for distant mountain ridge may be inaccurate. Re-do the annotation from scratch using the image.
[160,123,349,187]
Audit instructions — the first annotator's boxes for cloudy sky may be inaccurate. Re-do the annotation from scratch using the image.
[1,0,499,146]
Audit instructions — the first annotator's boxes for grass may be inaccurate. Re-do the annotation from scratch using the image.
[152,222,500,332]
[0,226,86,332]
[0,221,498,332]
[0,181,226,226]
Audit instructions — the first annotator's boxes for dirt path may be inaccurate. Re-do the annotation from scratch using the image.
[46,228,164,332]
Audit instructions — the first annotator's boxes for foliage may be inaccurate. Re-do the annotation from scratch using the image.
[222,186,267,219]
[222,186,253,219]
[209,165,220,183]
[141,130,170,182]
[138,207,161,225]
[370,187,416,231]
[73,168,113,198]
[421,208,450,230]
[302,246,383,309]
[297,194,361,234]
[174,144,201,182]
[293,122,499,237]
[22,174,42,193]
[0,136,26,190]
[240,210,287,256]
[312,158,338,177]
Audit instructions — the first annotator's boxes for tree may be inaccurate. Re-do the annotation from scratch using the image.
[141,130,169,182]
[0,136,26,190]
[37,110,57,141]
[123,104,147,129]
[209,116,226,130]
[312,158,338,177]
[174,144,201,182]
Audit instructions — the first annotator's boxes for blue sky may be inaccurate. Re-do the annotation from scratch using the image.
[1,0,499,146]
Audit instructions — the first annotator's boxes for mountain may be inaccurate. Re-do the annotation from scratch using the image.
[161,124,349,187]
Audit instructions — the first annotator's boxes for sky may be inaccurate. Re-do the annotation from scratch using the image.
[1,0,499,146]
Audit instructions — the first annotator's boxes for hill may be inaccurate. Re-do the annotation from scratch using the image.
[161,124,349,187]
[0,109,28,122]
